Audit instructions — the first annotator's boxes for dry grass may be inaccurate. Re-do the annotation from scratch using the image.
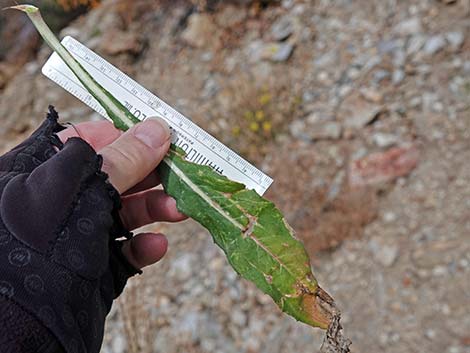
[118,276,155,353]
[209,75,303,164]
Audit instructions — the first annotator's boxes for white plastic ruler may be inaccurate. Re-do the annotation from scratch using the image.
[42,36,273,195]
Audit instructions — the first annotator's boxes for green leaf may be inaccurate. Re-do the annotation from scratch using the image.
[160,146,334,328]
[11,4,336,329]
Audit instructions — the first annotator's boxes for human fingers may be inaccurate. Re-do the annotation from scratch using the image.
[121,232,168,269]
[122,169,160,196]
[120,189,187,230]
[99,118,171,194]
[57,120,122,150]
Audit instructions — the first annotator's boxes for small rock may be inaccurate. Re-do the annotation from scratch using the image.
[463,60,470,73]
[271,16,296,41]
[181,14,216,48]
[256,292,273,305]
[247,41,295,62]
[422,92,439,111]
[407,34,426,55]
[200,339,217,352]
[209,256,225,271]
[314,50,338,67]
[341,97,383,129]
[360,88,383,103]
[169,254,195,281]
[23,61,41,75]
[431,101,444,112]
[306,111,329,124]
[326,170,345,201]
[423,35,446,55]
[369,240,399,267]
[338,85,352,97]
[232,309,247,327]
[301,91,320,103]
[390,332,401,343]
[198,315,223,339]
[441,303,451,315]
[215,5,247,28]
[307,122,342,140]
[348,67,361,79]
[425,329,437,340]
[249,316,265,333]
[292,4,306,16]
[290,113,341,140]
[112,335,126,353]
[153,331,177,353]
[432,265,448,276]
[379,332,390,346]
[282,0,295,8]
[383,211,397,223]
[100,31,142,56]
[377,39,402,55]
[392,69,405,84]
[408,96,422,108]
[373,133,399,148]
[373,69,391,84]
[245,336,261,352]
[394,17,422,36]
[289,120,309,140]
[202,77,219,98]
[392,50,407,67]
[268,42,295,62]
[317,71,331,83]
[176,311,200,342]
[201,51,213,62]
[378,245,399,267]
[445,31,465,51]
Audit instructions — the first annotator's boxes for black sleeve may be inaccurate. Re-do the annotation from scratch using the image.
[0,295,65,353]
[0,106,140,353]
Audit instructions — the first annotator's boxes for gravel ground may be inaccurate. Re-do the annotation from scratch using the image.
[0,1,469,352]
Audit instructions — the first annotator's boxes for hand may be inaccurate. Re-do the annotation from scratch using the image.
[0,107,187,353]
[58,118,187,269]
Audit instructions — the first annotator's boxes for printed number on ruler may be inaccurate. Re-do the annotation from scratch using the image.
[42,36,273,195]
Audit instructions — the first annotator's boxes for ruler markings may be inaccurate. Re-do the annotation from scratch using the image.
[43,36,273,193]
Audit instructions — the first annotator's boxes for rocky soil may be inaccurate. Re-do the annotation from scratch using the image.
[0,0,469,352]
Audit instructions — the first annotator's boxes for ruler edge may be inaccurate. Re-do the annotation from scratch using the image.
[41,36,274,195]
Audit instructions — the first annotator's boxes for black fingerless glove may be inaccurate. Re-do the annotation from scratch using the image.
[0,107,140,353]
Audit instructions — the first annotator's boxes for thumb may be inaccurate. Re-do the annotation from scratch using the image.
[99,118,171,194]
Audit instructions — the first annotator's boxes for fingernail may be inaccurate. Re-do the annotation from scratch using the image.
[134,117,171,149]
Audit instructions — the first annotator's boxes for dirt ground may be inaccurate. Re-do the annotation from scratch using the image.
[0,1,469,352]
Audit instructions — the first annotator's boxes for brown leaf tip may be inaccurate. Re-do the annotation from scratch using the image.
[301,288,332,329]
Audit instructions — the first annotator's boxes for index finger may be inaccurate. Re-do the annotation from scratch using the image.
[57,120,123,151]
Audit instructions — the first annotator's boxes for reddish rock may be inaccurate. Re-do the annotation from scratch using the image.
[265,140,378,253]
[349,146,419,187]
